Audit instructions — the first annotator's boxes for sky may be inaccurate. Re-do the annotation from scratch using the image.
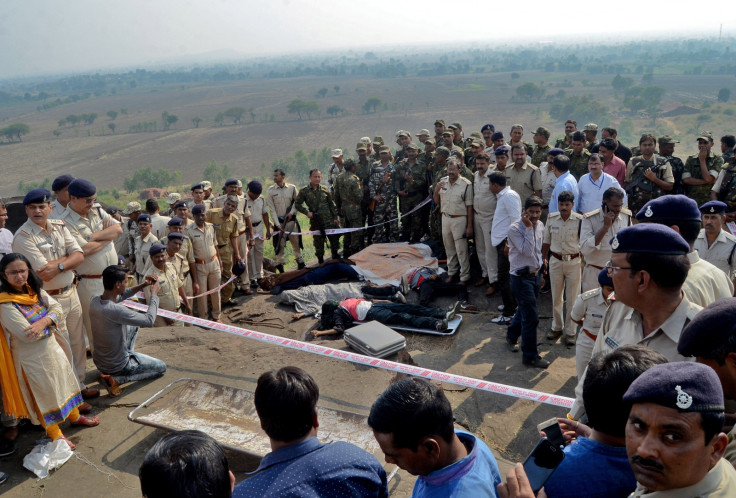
[1,0,733,79]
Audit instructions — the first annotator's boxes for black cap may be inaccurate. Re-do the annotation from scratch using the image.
[679,298,736,358]
[23,188,52,205]
[67,178,96,198]
[51,174,74,192]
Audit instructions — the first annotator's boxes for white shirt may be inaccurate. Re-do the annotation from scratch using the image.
[0,228,13,257]
[491,187,522,246]
[576,172,626,214]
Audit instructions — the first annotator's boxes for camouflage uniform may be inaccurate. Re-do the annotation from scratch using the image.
[713,163,736,212]
[394,147,408,164]
[355,157,374,246]
[625,155,674,214]
[683,152,724,205]
[531,143,551,167]
[206,208,240,303]
[294,184,340,259]
[565,149,592,180]
[554,137,573,149]
[664,155,686,195]
[369,161,399,243]
[393,159,428,242]
[334,170,363,256]
[327,163,344,195]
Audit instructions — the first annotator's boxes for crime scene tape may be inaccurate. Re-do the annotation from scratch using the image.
[121,300,574,409]
[135,275,237,301]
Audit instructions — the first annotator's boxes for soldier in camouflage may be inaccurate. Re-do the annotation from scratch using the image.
[292,169,340,263]
[371,136,385,163]
[531,126,552,166]
[583,123,599,153]
[658,136,686,195]
[624,133,675,214]
[554,120,577,149]
[327,149,345,195]
[369,146,399,243]
[393,143,428,242]
[442,130,465,156]
[710,141,736,220]
[334,159,363,257]
[565,131,592,180]
[683,132,723,206]
[355,142,374,246]
[433,119,446,146]
[393,130,411,164]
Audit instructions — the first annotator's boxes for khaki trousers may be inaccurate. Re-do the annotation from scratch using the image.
[549,257,582,337]
[55,288,87,387]
[77,277,104,352]
[582,264,603,293]
[442,215,470,282]
[473,215,498,282]
[196,259,222,320]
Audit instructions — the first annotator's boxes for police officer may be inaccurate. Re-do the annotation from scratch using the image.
[149,217,196,298]
[334,159,363,257]
[12,188,98,398]
[369,146,399,244]
[393,143,427,242]
[267,168,304,272]
[206,195,244,305]
[50,174,74,220]
[189,182,212,212]
[185,204,222,322]
[624,133,674,214]
[434,158,473,284]
[245,181,270,289]
[570,269,614,380]
[693,200,736,284]
[133,213,158,282]
[143,243,187,326]
[61,178,122,352]
[472,152,498,295]
[292,169,340,263]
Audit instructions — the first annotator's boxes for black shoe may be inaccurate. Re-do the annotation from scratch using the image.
[0,439,17,457]
[276,264,285,273]
[522,356,551,369]
[506,338,519,353]
[250,280,259,289]
[297,262,306,270]
[317,256,324,264]
[331,252,341,260]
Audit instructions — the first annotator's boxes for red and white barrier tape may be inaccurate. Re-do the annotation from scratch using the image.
[134,275,237,301]
[121,300,574,409]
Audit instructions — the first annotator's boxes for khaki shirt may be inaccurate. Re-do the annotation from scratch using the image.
[159,234,195,265]
[570,288,611,337]
[62,205,120,275]
[505,163,542,204]
[543,212,582,255]
[438,176,473,216]
[579,208,632,268]
[213,194,249,221]
[144,262,183,311]
[49,200,67,220]
[134,232,158,275]
[570,297,701,419]
[632,458,736,497]
[694,229,736,279]
[12,219,82,290]
[683,251,734,307]
[184,222,218,261]
[473,168,497,219]
[206,209,240,250]
[246,195,268,236]
[266,183,299,224]
[149,213,171,240]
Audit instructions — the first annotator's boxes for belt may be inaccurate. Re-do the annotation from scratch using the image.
[195,254,217,265]
[252,221,261,227]
[79,274,102,279]
[583,328,597,341]
[217,244,227,249]
[46,284,74,296]
[588,264,604,270]
[443,213,466,218]
[550,251,580,262]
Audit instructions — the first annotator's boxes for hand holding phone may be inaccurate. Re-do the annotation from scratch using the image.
[522,438,565,494]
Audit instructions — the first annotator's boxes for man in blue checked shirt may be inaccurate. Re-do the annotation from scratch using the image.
[548,155,579,214]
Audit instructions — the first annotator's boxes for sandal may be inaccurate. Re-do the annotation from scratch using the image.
[78,402,93,414]
[100,374,123,397]
[70,414,100,427]
[56,436,76,450]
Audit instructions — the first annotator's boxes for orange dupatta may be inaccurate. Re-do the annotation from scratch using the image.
[0,291,41,419]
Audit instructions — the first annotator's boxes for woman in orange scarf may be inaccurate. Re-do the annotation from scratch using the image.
[0,253,99,450]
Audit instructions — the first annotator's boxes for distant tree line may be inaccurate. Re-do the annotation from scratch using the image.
[58,113,98,127]
[123,167,181,191]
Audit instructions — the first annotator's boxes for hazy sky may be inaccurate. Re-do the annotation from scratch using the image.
[1,0,730,78]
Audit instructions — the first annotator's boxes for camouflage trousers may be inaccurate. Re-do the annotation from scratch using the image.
[399,196,424,242]
[373,197,399,243]
[342,205,363,256]
[311,220,340,258]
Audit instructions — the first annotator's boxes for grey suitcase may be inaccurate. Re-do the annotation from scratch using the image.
[344,321,406,358]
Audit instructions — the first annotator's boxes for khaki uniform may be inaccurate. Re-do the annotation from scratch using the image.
[12,219,87,387]
[473,168,498,283]
[570,297,701,419]
[49,200,67,220]
[625,155,674,213]
[143,235,194,297]
[184,222,221,320]
[213,194,249,283]
[149,213,171,240]
[134,232,158,279]
[543,212,583,338]
[505,163,542,205]
[144,262,184,327]
[683,251,734,307]
[579,208,632,291]
[206,209,240,303]
[113,216,130,256]
[631,458,736,497]
[266,183,303,266]
[438,176,474,282]
[570,288,612,380]
[188,198,213,212]
[62,205,120,352]
[246,195,268,281]
[694,229,736,280]
[683,151,724,205]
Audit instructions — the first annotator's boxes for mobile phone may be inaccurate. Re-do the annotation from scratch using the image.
[536,418,565,449]
[602,203,609,213]
[522,438,565,493]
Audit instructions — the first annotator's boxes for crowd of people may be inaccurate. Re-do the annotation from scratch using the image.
[1,117,736,494]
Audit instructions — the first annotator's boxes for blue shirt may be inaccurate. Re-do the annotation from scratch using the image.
[233,436,388,498]
[412,430,502,497]
[508,219,544,276]
[549,171,579,213]
[542,436,635,498]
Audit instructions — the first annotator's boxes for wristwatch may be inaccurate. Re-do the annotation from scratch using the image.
[58,263,64,272]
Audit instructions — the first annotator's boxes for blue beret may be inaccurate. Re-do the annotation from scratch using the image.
[173,200,188,210]
[191,183,205,191]
[137,214,152,223]
[247,180,262,195]
[67,178,96,198]
[678,298,736,358]
[232,260,246,277]
[491,131,504,141]
[167,232,184,241]
[610,224,689,255]
[168,217,184,226]
[548,148,566,157]
[598,269,613,288]
[699,200,727,215]
[51,174,74,192]
[623,362,724,413]
[495,144,510,156]
[148,243,167,256]
[117,255,127,265]
[635,194,701,222]
[23,188,52,205]
[191,204,206,215]
[224,177,239,187]
[481,123,495,133]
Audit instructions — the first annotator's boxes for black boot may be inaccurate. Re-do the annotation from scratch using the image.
[276,264,285,273]
[297,261,306,269]
[331,251,340,260]
[317,256,324,264]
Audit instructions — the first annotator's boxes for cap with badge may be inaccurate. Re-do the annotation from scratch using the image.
[583,123,598,132]
[699,200,727,215]
[122,201,142,215]
[491,131,504,141]
[51,174,74,192]
[610,224,690,255]
[105,206,120,216]
[173,200,188,210]
[679,298,736,358]
[23,188,52,205]
[481,124,495,133]
[248,180,262,195]
[224,178,239,187]
[495,145,510,156]
[635,195,701,222]
[597,269,613,288]
[167,232,184,241]
[548,148,566,157]
[416,129,430,137]
[67,178,96,198]
[534,127,550,138]
[137,214,152,224]
[168,217,185,226]
[191,204,206,215]
[623,362,724,413]
[191,182,205,191]
[148,243,167,256]
[167,193,181,204]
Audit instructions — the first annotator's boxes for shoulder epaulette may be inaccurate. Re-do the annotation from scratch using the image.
[621,208,632,216]
[548,212,561,219]
[581,288,600,301]
[49,219,65,226]
[583,208,601,218]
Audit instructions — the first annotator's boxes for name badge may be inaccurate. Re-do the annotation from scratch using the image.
[605,336,620,350]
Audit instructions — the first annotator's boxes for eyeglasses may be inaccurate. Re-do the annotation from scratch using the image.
[605,260,633,275]
[4,269,29,277]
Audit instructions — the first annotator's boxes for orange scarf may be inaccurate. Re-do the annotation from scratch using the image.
[0,290,40,419]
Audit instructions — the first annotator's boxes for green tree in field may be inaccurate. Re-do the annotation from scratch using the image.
[718,88,731,103]
[108,123,116,134]
[549,96,609,126]
[214,112,225,127]
[202,160,231,187]
[107,110,118,120]
[623,86,665,116]
[123,167,181,191]
[326,105,343,117]
[66,114,80,126]
[362,97,382,113]
[53,130,62,137]
[334,85,340,95]
[515,82,545,102]
[162,111,179,130]
[192,116,203,128]
[316,88,328,99]
[1,123,30,142]
[611,74,634,96]
[287,99,307,120]
[224,106,246,124]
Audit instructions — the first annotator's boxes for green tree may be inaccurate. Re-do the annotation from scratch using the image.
[326,105,343,117]
[718,88,731,103]
[18,178,52,195]
[162,111,179,130]
[107,110,118,120]
[123,167,181,191]
[611,74,634,96]
[224,106,246,124]
[202,160,231,187]
[1,123,30,142]
[302,101,319,119]
[214,112,225,127]
[108,123,116,134]
[287,99,307,120]
[362,97,382,113]
[515,82,545,102]
[53,130,62,137]
[192,116,203,128]
[316,88,328,99]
